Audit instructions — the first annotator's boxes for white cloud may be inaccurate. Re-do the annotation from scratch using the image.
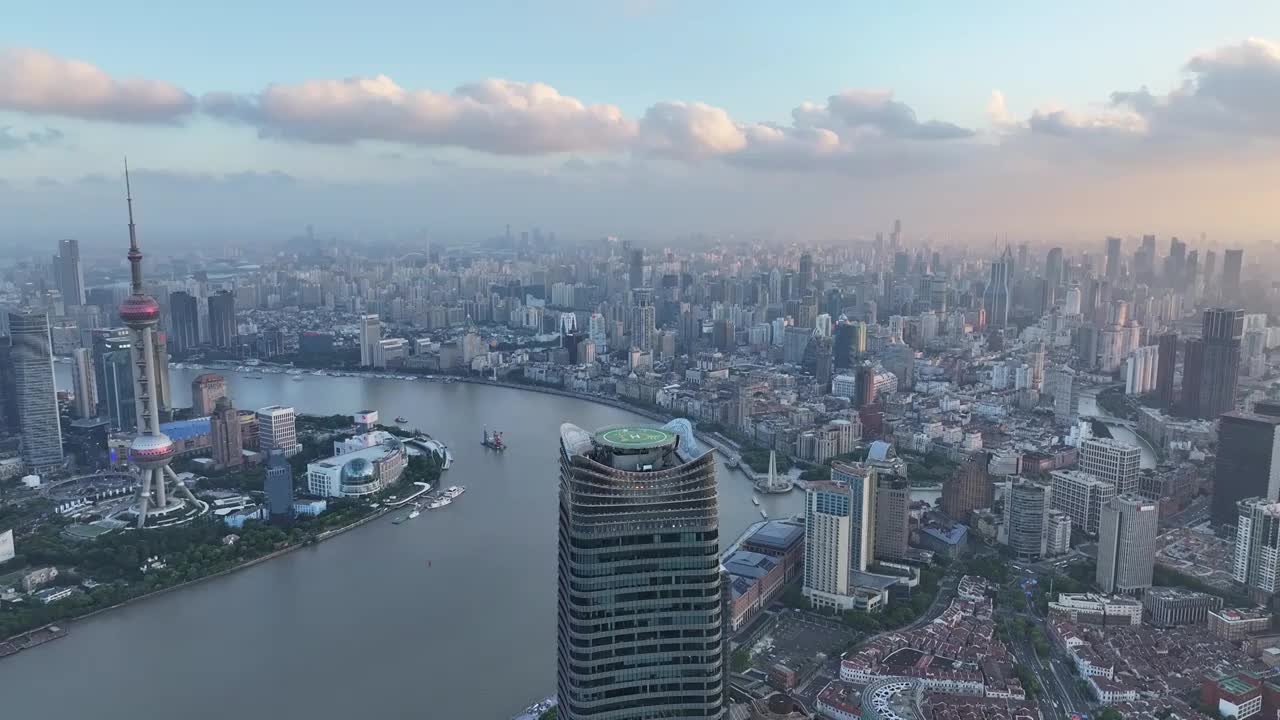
[636,101,747,158]
[204,75,637,155]
[793,89,974,140]
[0,47,194,123]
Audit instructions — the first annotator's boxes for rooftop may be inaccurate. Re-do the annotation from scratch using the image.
[744,520,805,551]
[593,425,677,451]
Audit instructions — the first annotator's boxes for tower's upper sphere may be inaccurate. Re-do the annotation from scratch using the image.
[129,432,175,468]
[119,292,161,326]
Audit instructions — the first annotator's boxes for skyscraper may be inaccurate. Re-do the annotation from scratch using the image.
[208,290,237,350]
[1078,437,1142,495]
[70,347,96,419]
[831,461,877,570]
[209,396,243,468]
[56,238,85,306]
[1006,479,1049,560]
[264,450,294,521]
[1104,236,1122,280]
[874,474,910,561]
[1232,498,1280,599]
[1096,494,1158,594]
[1182,308,1243,419]
[630,288,655,351]
[798,252,814,294]
[0,338,18,435]
[1222,249,1244,302]
[942,453,992,521]
[9,309,64,470]
[359,314,381,367]
[628,248,644,290]
[167,290,199,353]
[983,246,1013,329]
[1155,332,1178,409]
[556,421,724,720]
[1212,412,1280,527]
[191,373,227,416]
[116,164,203,528]
[1049,469,1117,535]
[92,327,134,431]
[1044,247,1064,309]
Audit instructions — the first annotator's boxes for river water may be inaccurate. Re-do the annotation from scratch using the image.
[0,367,803,719]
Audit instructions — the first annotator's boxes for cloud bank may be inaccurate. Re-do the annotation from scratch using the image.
[1,38,1279,177]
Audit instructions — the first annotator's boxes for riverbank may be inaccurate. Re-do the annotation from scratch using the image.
[4,379,678,654]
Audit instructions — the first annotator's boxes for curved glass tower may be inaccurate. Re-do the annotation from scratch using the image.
[556,423,725,720]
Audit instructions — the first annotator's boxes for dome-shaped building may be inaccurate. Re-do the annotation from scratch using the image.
[340,457,380,496]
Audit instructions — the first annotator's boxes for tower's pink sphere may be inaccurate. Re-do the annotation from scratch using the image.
[119,293,161,326]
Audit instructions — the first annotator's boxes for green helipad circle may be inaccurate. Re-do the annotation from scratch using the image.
[596,426,677,450]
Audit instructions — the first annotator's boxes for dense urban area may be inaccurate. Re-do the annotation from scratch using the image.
[2,211,1280,720]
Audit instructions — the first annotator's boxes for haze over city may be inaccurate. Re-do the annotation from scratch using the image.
[3,3,1280,247]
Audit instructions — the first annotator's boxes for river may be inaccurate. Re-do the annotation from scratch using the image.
[0,367,804,719]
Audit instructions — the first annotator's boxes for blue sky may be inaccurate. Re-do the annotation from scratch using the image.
[2,3,1279,246]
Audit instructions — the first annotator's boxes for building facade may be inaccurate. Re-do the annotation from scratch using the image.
[1233,498,1280,599]
[1005,480,1049,560]
[1050,469,1117,536]
[555,422,725,720]
[256,405,301,457]
[1077,438,1141,495]
[941,453,992,521]
[874,475,910,561]
[1213,413,1280,528]
[1096,494,1158,595]
[9,310,63,470]
[209,396,243,468]
[191,373,227,417]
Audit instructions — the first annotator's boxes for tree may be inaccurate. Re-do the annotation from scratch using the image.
[1098,707,1124,720]
[731,648,751,673]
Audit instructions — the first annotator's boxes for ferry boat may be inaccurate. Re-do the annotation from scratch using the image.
[392,514,409,525]
[760,508,768,519]
[751,496,760,506]
[427,496,451,510]
[395,416,409,424]
[443,485,466,500]
[408,506,421,519]
[291,375,305,382]
[482,426,506,451]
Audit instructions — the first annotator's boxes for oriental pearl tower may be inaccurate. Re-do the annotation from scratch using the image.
[119,162,206,528]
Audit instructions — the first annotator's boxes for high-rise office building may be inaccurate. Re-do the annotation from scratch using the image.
[56,238,85,306]
[257,405,301,456]
[1222,249,1244,302]
[359,314,381,367]
[191,373,227,416]
[9,309,64,470]
[91,327,133,431]
[1078,438,1142,495]
[941,453,992,521]
[628,248,644,290]
[210,396,243,468]
[1232,498,1280,598]
[1155,332,1178,409]
[0,337,16,435]
[167,290,199,353]
[874,474,910,561]
[208,290,237,350]
[856,363,877,409]
[555,421,724,720]
[630,288,655,351]
[1125,345,1160,396]
[1044,247,1064,309]
[70,347,96,419]
[803,467,877,610]
[982,246,1013,329]
[1104,236,1122,280]
[1005,479,1049,560]
[798,252,814,293]
[1182,308,1243,419]
[1212,412,1280,527]
[264,450,293,520]
[1096,494,1158,594]
[1050,469,1117,536]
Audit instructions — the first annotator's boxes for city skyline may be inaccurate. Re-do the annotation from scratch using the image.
[2,10,1280,244]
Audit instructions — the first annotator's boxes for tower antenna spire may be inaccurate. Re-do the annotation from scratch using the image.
[124,158,144,294]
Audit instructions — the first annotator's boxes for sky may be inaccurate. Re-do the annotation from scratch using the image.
[2,2,1280,250]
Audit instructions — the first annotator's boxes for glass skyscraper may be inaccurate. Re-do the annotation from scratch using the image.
[556,421,725,720]
[9,309,63,470]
